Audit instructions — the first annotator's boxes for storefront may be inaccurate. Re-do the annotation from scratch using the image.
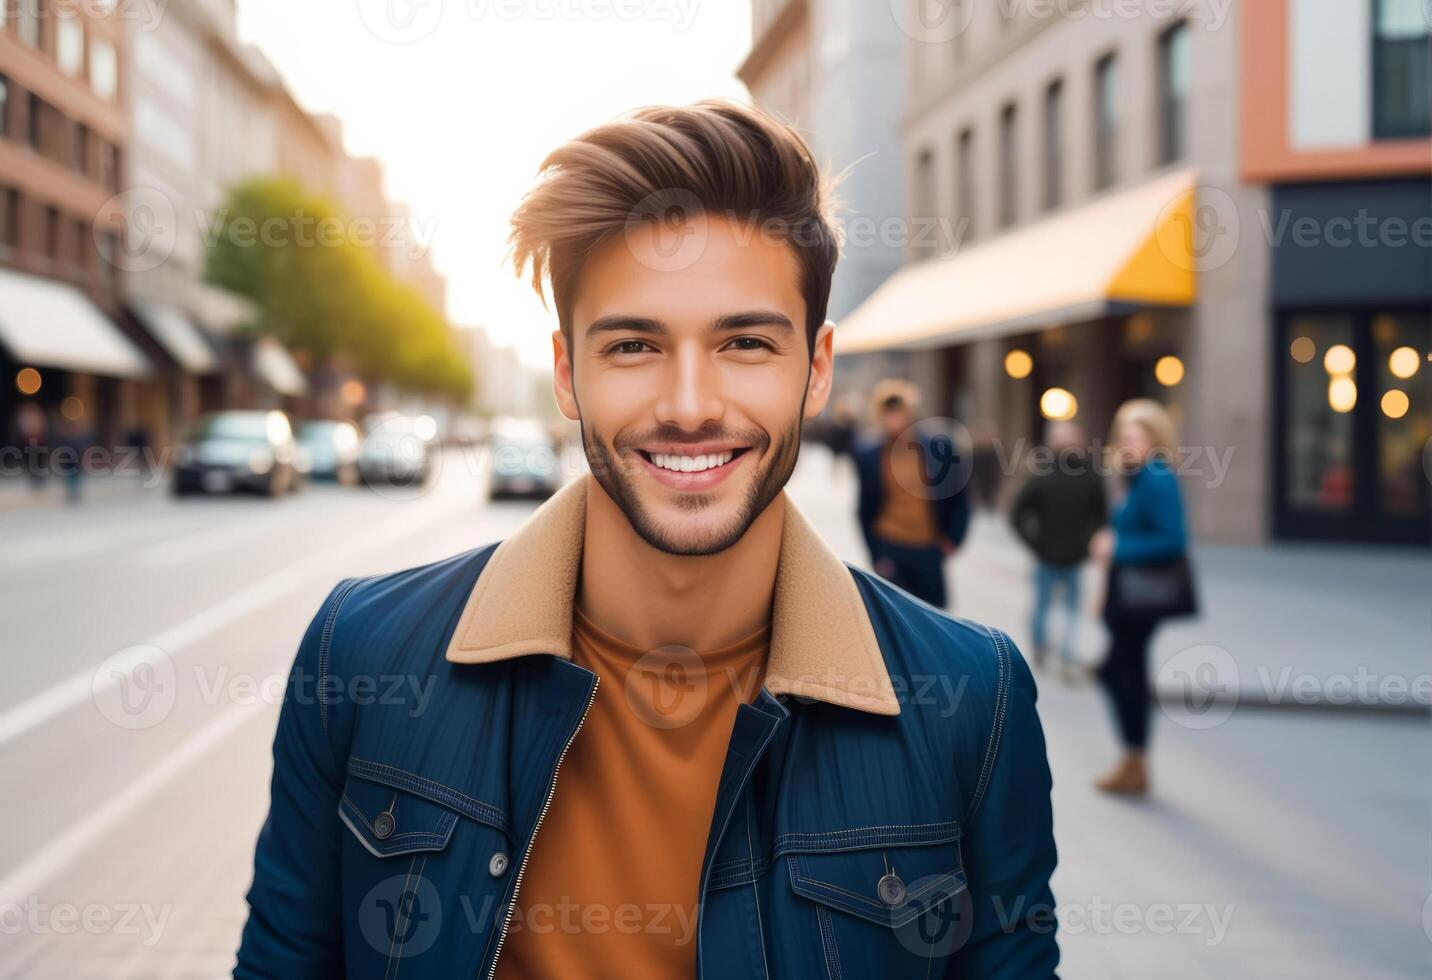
[1270,180,1431,545]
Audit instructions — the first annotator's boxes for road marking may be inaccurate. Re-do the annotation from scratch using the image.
[0,497,465,747]
[0,703,261,913]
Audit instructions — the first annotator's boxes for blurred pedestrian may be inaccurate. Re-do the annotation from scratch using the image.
[853,379,970,609]
[1010,420,1107,679]
[969,423,1003,510]
[824,398,857,481]
[55,414,93,504]
[14,402,49,491]
[1090,399,1196,796]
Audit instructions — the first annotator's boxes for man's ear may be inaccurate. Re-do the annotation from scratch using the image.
[804,319,837,418]
[552,329,580,422]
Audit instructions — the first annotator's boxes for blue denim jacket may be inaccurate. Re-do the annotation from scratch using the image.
[853,430,972,556]
[234,475,1058,978]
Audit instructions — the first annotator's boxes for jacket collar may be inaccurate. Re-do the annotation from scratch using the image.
[445,472,900,716]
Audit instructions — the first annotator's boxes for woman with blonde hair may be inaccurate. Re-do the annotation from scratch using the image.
[1089,398,1196,795]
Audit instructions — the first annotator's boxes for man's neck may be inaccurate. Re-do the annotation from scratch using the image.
[577,483,784,654]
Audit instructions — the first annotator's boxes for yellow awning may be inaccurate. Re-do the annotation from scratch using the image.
[833,168,1198,355]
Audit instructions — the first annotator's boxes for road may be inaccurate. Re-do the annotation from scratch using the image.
[0,445,1426,977]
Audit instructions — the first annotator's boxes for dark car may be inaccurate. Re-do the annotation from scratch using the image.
[357,416,433,486]
[295,420,361,485]
[488,424,562,500]
[173,410,299,497]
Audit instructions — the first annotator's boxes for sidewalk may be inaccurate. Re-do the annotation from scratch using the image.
[0,473,163,514]
[788,446,1432,714]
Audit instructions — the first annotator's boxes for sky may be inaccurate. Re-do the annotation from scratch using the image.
[236,0,753,370]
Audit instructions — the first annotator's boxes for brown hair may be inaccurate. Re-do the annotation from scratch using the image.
[508,98,841,355]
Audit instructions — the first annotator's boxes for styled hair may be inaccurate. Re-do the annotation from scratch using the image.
[1110,398,1179,462]
[507,98,841,355]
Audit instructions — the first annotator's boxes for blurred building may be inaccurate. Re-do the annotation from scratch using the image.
[739,0,908,403]
[458,326,535,419]
[1242,0,1430,544]
[0,1,150,451]
[834,0,1430,545]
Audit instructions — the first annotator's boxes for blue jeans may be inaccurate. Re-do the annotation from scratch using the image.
[1031,563,1081,663]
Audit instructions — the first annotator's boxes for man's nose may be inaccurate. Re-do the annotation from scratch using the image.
[654,347,723,430]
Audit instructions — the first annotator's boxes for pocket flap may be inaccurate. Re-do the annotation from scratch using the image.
[339,768,462,858]
[780,822,967,929]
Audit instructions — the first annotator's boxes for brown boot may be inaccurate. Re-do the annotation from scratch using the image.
[1095,752,1149,796]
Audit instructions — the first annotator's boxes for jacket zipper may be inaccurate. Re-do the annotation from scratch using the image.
[484,674,599,980]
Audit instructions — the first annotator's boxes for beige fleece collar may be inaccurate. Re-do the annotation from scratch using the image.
[445,473,900,716]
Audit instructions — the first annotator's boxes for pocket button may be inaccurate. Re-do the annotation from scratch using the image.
[373,812,395,839]
[489,851,510,877]
[877,871,907,907]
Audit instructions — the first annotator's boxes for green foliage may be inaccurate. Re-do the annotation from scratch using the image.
[204,177,473,402]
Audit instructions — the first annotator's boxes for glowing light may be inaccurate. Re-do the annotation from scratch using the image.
[340,379,367,405]
[1388,346,1419,380]
[1004,349,1033,379]
[60,397,84,421]
[1323,344,1355,376]
[415,415,439,442]
[1327,377,1357,413]
[1289,337,1316,364]
[1039,387,1077,421]
[15,368,41,395]
[265,410,292,443]
[1381,389,1409,420]
[1155,355,1185,387]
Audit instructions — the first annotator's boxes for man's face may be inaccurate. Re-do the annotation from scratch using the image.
[553,212,834,556]
[880,405,911,440]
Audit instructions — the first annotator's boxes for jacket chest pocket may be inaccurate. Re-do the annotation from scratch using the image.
[778,822,970,978]
[337,758,513,974]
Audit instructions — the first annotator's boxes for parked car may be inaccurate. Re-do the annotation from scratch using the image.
[358,417,432,486]
[488,425,562,500]
[173,410,299,497]
[295,420,361,485]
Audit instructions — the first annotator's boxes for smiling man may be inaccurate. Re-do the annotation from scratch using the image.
[235,100,1058,979]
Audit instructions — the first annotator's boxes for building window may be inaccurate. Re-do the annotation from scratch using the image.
[913,147,938,261]
[90,38,118,101]
[27,93,43,152]
[998,102,1018,228]
[0,189,18,252]
[957,127,975,244]
[72,123,89,175]
[57,16,85,77]
[98,228,118,289]
[0,76,9,142]
[1158,22,1190,164]
[1373,0,1431,139]
[17,2,39,47]
[45,206,61,262]
[1093,52,1119,190]
[99,140,120,190]
[1042,80,1063,211]
[72,217,88,272]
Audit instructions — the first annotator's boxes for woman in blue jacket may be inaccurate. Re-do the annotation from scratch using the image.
[1090,399,1189,795]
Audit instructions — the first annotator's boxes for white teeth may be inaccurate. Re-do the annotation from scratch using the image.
[648,450,735,473]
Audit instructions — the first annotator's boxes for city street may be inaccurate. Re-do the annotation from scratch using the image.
[0,445,1427,978]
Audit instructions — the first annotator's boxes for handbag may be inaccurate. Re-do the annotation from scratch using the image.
[1104,554,1198,623]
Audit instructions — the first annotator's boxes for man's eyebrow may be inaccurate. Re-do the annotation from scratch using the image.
[584,311,796,338]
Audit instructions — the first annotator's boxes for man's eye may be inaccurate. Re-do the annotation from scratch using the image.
[727,337,774,352]
[610,340,653,355]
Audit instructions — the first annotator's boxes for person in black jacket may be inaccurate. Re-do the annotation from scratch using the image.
[1010,420,1107,677]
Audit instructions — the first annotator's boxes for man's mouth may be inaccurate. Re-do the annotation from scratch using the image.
[635,447,756,475]
[634,447,752,474]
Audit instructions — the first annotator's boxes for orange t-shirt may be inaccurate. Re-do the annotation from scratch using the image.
[494,602,771,980]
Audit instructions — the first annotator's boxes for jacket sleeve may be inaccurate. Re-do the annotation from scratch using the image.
[234,580,354,978]
[1114,466,1188,565]
[950,630,1060,978]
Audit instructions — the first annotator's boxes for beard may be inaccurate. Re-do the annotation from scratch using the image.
[579,410,805,558]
